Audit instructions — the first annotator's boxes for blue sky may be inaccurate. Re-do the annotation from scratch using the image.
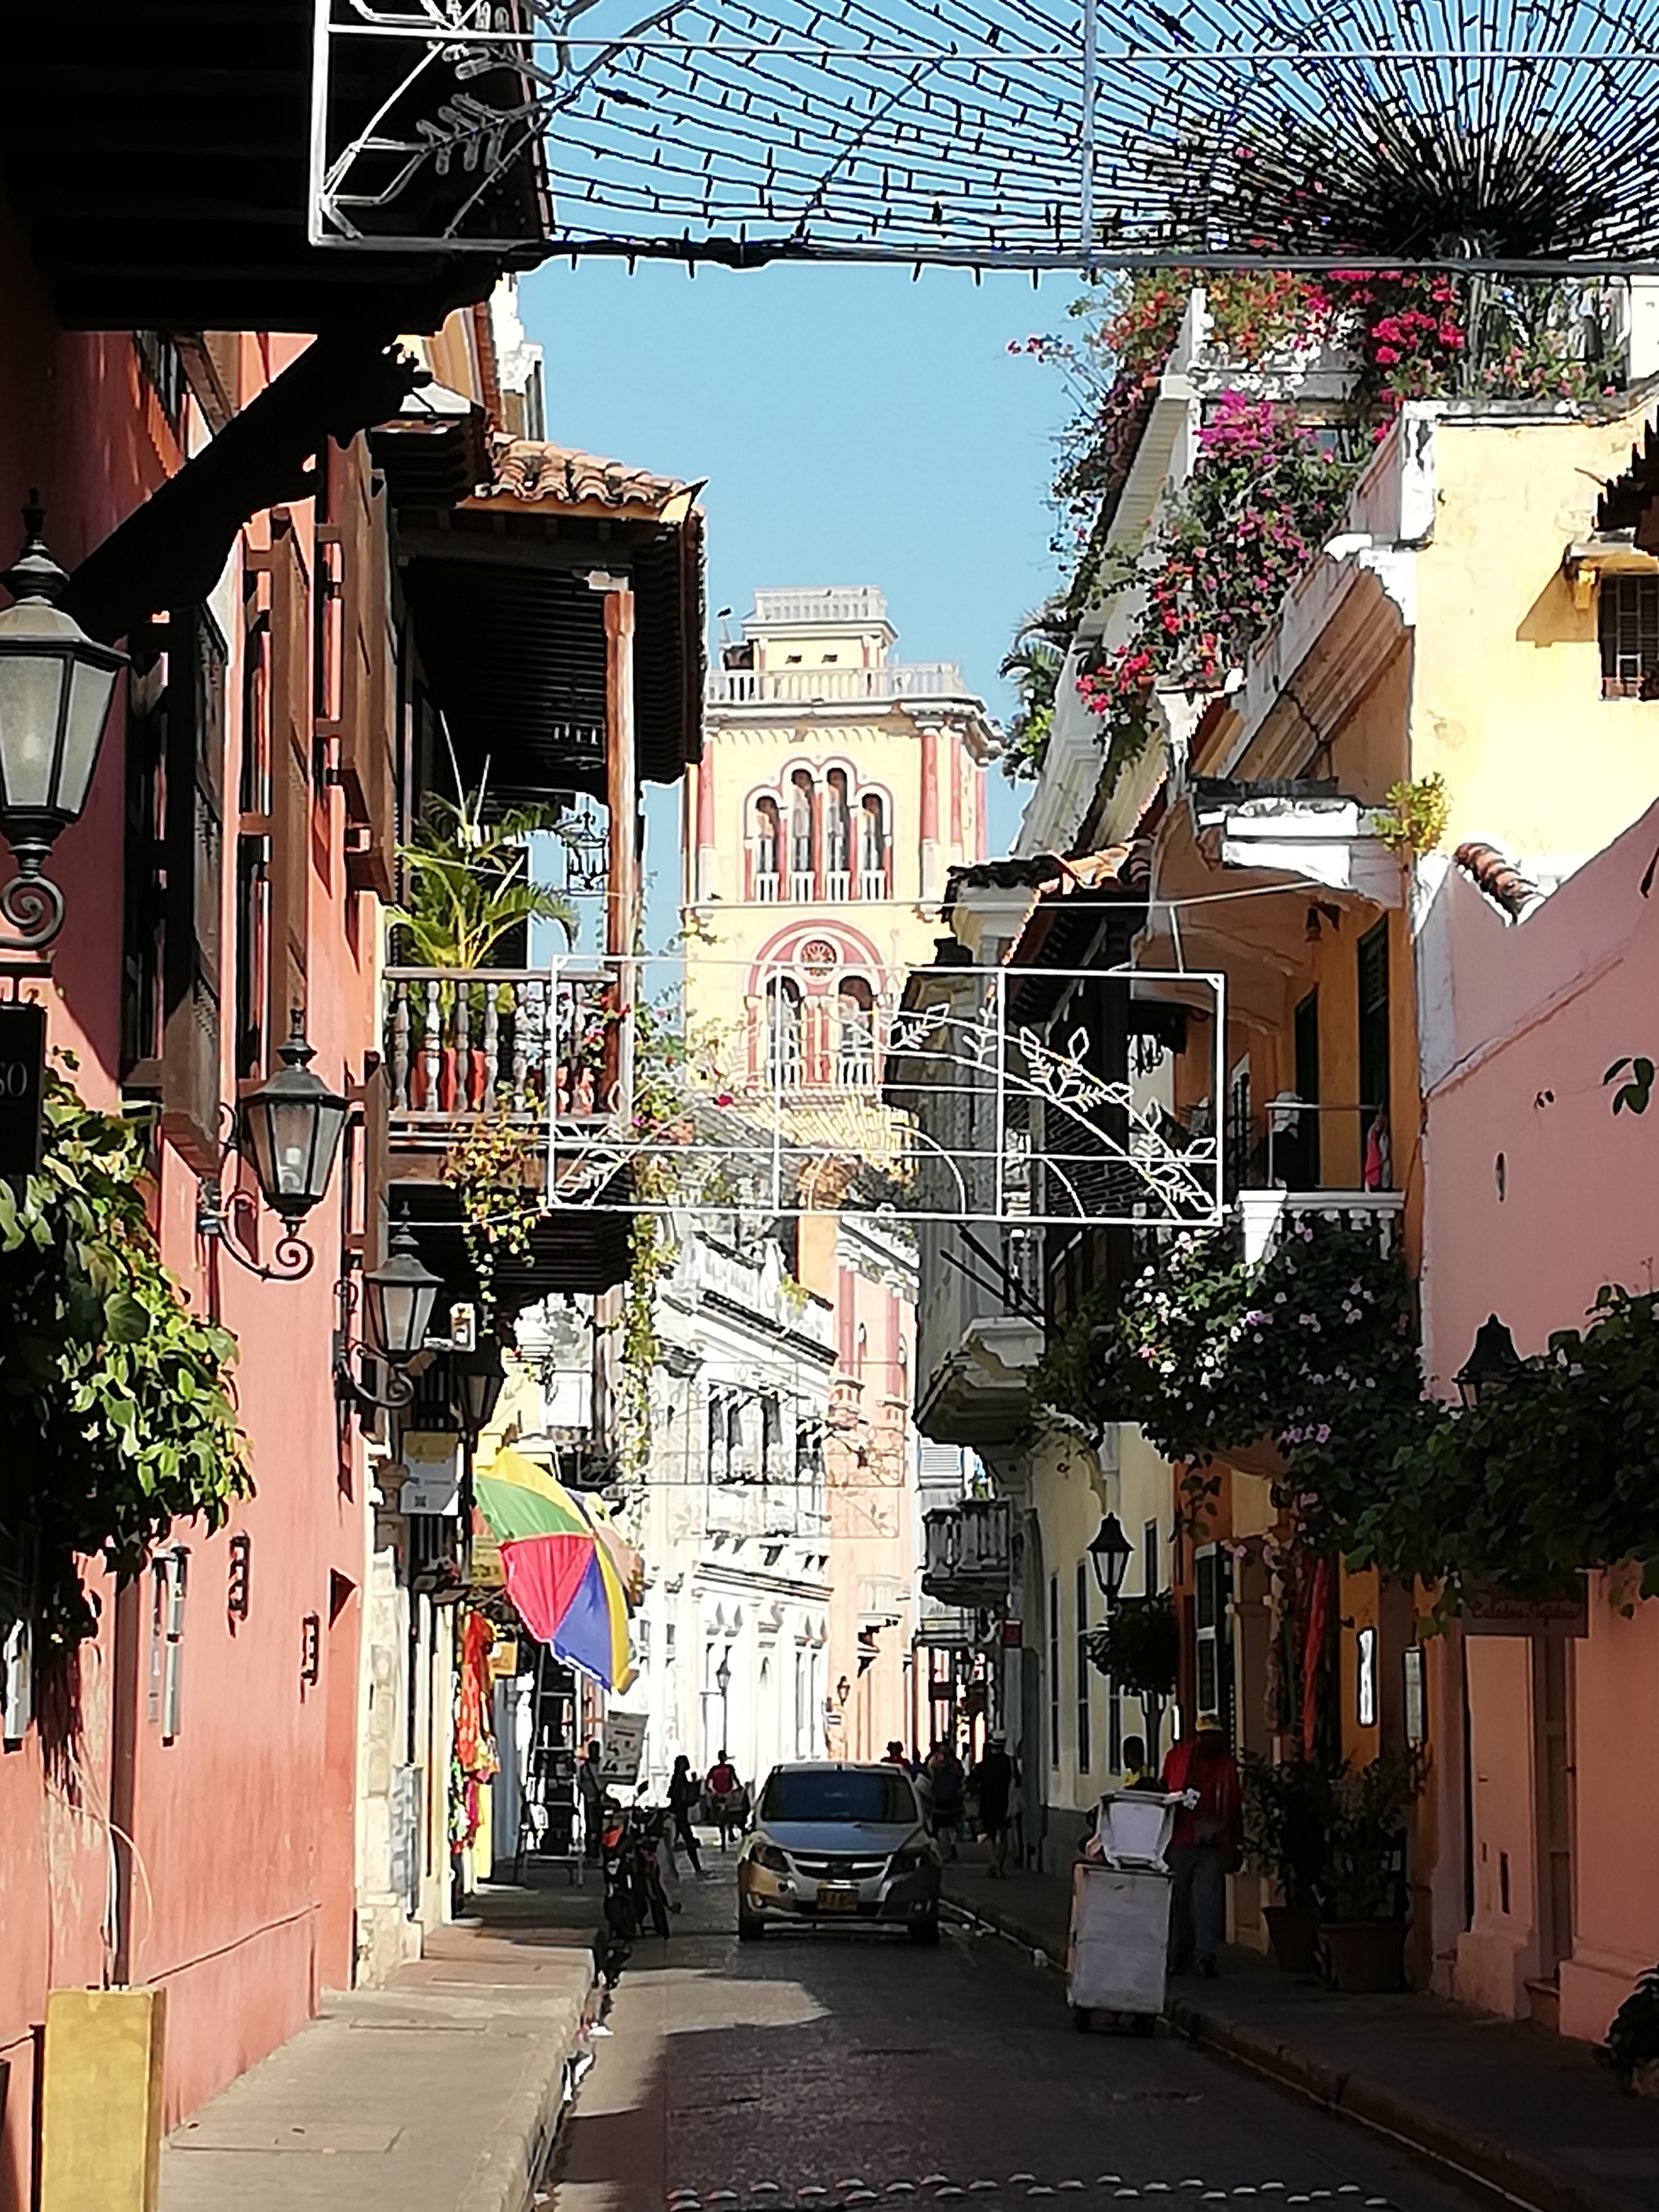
[518,257,1077,925]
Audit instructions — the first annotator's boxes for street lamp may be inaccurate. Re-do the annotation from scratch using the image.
[1456,1313,1521,1409]
[336,1224,445,1419]
[715,1648,733,1751]
[196,1011,349,1281]
[239,1012,350,1228]
[452,1337,507,1445]
[1087,1512,1134,1605]
[0,498,128,951]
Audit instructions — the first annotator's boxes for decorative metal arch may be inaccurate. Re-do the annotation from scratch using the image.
[315,0,1659,273]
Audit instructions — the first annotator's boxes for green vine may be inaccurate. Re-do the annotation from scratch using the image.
[614,1213,669,1490]
[441,1115,542,1320]
[0,1069,247,1654]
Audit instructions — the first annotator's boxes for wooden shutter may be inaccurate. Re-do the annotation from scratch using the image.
[323,439,397,900]
[264,514,312,1035]
[159,605,228,1171]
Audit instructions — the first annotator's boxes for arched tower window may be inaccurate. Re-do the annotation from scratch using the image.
[825,770,852,899]
[789,770,816,900]
[858,793,888,901]
[753,796,781,902]
[766,976,803,1093]
[836,975,876,1089]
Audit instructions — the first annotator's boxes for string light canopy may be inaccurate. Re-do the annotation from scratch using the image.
[314,0,1659,274]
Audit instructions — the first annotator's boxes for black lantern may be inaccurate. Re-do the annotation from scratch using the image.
[361,1224,443,1366]
[239,1012,349,1226]
[453,1338,507,1442]
[0,499,127,950]
[1087,1511,1134,1603]
[1456,1313,1522,1409]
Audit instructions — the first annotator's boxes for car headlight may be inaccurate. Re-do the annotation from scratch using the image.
[889,1848,933,1876]
[752,1842,792,1874]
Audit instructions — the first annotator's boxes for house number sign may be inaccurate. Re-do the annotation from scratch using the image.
[0,1003,45,1181]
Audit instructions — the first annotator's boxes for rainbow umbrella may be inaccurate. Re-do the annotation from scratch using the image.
[472,1449,631,1690]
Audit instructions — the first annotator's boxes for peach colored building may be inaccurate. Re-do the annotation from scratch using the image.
[1419,799,1659,2043]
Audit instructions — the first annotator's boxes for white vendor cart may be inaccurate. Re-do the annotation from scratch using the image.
[1066,1790,1185,2034]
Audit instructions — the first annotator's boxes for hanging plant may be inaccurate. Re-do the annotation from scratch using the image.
[441,1115,542,1320]
[1082,1589,1179,1702]
[0,1070,247,1653]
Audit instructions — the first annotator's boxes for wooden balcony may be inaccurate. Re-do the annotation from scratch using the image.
[384,964,624,1149]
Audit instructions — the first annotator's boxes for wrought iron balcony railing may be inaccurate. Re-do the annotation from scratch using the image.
[384,964,624,1142]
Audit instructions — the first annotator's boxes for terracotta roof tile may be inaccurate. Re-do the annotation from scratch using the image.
[1454,839,1541,920]
[479,435,695,513]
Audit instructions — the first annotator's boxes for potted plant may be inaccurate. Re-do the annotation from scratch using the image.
[1318,1750,1421,1992]
[1603,1965,1659,2099]
[1241,1753,1335,1973]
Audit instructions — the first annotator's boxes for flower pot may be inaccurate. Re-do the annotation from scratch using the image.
[1263,1902,1321,1975]
[1320,1919,1405,1993]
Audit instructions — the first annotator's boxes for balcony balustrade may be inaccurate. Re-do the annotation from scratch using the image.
[755,869,781,902]
[859,867,887,902]
[707,660,975,708]
[384,964,624,1143]
[921,1497,1012,1607]
[1239,1186,1406,1267]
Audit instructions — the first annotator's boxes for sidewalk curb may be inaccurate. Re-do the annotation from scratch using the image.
[946,1881,1652,2212]
[1168,1996,1652,2212]
[456,1947,601,2212]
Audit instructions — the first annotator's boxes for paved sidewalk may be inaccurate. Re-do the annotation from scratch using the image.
[160,1872,602,2212]
[942,1851,1659,2212]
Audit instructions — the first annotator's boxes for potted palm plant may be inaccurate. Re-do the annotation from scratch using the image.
[1318,1750,1422,1992]
[1241,1753,1334,1973]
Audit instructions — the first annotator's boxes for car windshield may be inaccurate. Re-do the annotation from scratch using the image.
[760,1768,915,1825]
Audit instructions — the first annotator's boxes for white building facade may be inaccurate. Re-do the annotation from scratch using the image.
[630,1227,835,1799]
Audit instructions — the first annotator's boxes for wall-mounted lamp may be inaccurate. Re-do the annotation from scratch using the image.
[334,1223,444,1421]
[452,1337,507,1446]
[1455,1313,1521,1409]
[0,500,128,952]
[197,1013,349,1281]
[834,1673,850,1707]
[1086,1511,1133,1605]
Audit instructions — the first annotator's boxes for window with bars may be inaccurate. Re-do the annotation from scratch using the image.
[1075,1562,1091,1775]
[1600,573,1659,699]
[1048,1573,1061,1771]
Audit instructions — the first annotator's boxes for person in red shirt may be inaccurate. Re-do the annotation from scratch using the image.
[1161,1716,1243,1978]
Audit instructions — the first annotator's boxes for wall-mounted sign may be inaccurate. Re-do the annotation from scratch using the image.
[599,1711,646,1788]
[999,1618,1023,1648]
[0,1003,45,1181]
[1463,1584,1588,1638]
[1402,1646,1426,1748]
[399,1430,462,1516]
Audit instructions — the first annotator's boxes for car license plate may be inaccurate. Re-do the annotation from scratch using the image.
[817,1884,859,1912]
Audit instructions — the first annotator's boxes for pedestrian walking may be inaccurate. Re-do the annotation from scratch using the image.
[926,1741,966,1858]
[1118,1733,1159,1790]
[578,1737,606,1863]
[969,1734,1015,1877]
[1161,1716,1242,1978]
[705,1750,742,1848]
[668,1753,704,1876]
[882,1739,908,1767]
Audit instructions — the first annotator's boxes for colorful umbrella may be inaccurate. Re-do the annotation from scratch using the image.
[472,1449,631,1690]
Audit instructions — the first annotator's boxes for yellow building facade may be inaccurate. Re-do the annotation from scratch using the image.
[682,587,998,1757]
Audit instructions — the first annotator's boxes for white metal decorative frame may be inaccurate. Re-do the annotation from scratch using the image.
[537,956,1226,1227]
[313,0,1659,272]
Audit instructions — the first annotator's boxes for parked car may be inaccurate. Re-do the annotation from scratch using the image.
[737,1760,942,1943]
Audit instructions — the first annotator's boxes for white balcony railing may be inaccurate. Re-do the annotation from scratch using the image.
[825,869,852,902]
[751,586,888,627]
[1239,1187,1406,1268]
[860,868,887,902]
[707,661,977,708]
[754,870,780,902]
[922,1498,1012,1604]
[790,870,815,901]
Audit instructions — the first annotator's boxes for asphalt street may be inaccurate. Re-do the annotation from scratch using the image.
[550,1866,1488,2212]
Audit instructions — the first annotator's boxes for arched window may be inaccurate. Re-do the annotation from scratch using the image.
[766,976,803,1093]
[789,770,816,899]
[825,770,852,899]
[753,796,781,902]
[858,793,888,900]
[837,976,876,1088]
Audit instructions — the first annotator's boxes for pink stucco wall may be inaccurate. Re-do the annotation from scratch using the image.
[1420,803,1659,2039]
[0,208,368,2210]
